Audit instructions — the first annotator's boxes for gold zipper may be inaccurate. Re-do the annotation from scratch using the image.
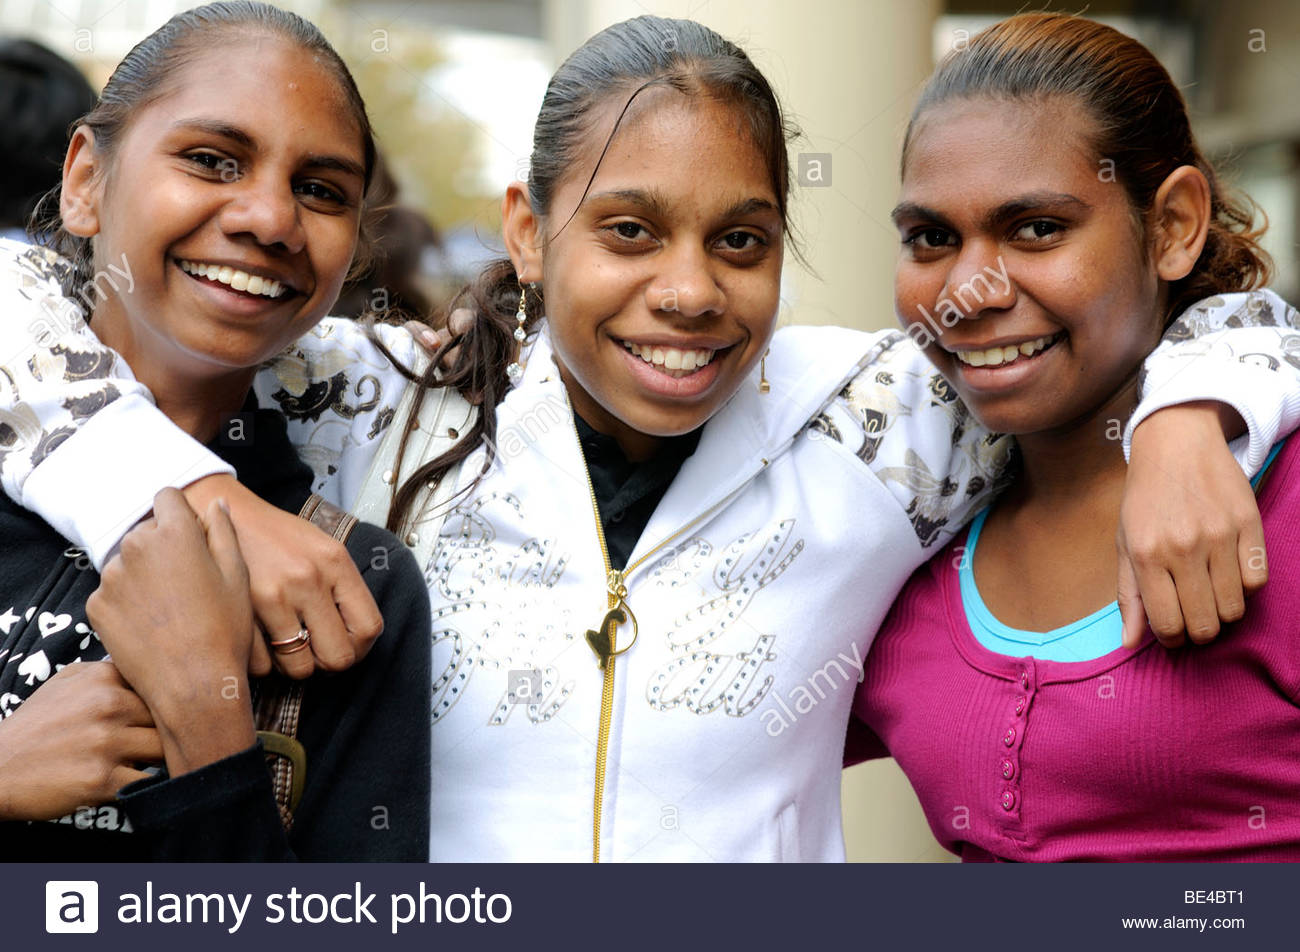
[575,425,755,863]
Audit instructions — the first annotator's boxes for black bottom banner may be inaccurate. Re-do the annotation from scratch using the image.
[3,862,1289,951]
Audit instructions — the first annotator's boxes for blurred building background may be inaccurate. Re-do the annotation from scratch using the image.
[3,0,1296,860]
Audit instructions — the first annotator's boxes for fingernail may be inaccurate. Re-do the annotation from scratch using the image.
[420,328,440,348]
[217,499,231,515]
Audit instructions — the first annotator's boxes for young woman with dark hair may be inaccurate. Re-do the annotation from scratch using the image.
[0,1,430,860]
[852,12,1300,861]
[2,14,1296,862]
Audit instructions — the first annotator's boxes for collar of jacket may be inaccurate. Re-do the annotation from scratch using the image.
[510,320,879,564]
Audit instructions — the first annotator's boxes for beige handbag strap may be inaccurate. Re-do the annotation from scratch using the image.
[251,493,361,831]
[256,366,477,829]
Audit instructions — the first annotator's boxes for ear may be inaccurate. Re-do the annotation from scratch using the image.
[1151,165,1211,282]
[501,181,544,285]
[60,126,103,238]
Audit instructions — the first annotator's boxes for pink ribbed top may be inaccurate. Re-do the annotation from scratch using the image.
[852,439,1300,861]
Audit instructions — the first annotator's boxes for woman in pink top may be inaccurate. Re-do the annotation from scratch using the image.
[851,12,1300,861]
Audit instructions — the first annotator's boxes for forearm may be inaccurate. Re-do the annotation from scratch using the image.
[151,691,257,778]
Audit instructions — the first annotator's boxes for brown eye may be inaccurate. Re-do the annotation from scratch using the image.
[295,180,347,204]
[186,151,238,180]
[1013,220,1063,241]
[905,227,952,250]
[721,231,762,250]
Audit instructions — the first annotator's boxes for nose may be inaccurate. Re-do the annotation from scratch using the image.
[942,239,1015,319]
[216,170,306,254]
[645,243,726,318]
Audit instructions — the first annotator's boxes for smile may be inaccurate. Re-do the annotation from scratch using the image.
[621,340,718,378]
[177,259,289,299]
[953,332,1063,368]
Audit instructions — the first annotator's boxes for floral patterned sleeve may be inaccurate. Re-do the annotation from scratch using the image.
[250,317,422,506]
[1122,290,1300,473]
[0,238,416,567]
[807,330,1013,551]
[810,288,1300,552]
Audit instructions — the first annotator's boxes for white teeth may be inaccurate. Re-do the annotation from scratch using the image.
[955,334,1057,368]
[621,340,717,376]
[178,259,287,299]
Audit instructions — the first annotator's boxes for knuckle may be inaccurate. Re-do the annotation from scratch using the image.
[84,590,104,623]
[1128,544,1163,569]
[322,540,351,569]
[1205,525,1235,549]
[1148,614,1183,639]
[119,528,149,557]
[315,648,355,672]
[248,578,278,604]
[287,558,323,589]
[279,658,315,680]
[1153,628,1185,648]
[1219,600,1245,623]
[1186,619,1220,643]
[98,553,124,581]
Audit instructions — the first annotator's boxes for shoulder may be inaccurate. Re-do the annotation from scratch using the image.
[768,324,897,369]
[0,238,84,331]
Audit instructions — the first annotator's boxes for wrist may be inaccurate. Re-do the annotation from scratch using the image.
[181,472,248,513]
[152,688,256,777]
[1133,400,1243,449]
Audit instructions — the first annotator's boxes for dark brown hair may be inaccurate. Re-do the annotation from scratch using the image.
[903,12,1271,324]
[0,38,97,228]
[34,0,378,299]
[379,15,798,533]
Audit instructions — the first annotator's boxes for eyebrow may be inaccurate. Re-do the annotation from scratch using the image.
[302,153,366,180]
[172,118,255,149]
[721,197,780,219]
[585,188,672,218]
[586,188,779,221]
[891,191,1092,231]
[169,119,365,180]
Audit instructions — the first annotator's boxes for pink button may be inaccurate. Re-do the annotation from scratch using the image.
[1001,759,1015,780]
[1003,727,1016,747]
[1014,696,1026,716]
[1020,671,1029,689]
[1001,790,1016,811]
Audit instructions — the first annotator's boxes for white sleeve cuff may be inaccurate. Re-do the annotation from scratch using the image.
[23,394,233,569]
[1124,358,1291,477]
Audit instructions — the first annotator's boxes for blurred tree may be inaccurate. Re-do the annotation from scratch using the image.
[326,15,501,235]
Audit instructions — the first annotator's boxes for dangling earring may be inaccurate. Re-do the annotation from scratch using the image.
[506,285,529,382]
[759,349,770,394]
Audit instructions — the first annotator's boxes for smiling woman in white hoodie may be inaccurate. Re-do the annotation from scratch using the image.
[2,15,1299,862]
